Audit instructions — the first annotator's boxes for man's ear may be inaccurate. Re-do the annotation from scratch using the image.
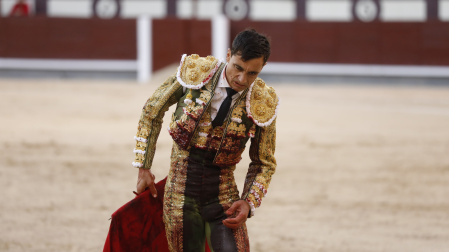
[226,48,231,62]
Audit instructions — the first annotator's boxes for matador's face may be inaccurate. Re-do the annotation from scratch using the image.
[225,49,265,92]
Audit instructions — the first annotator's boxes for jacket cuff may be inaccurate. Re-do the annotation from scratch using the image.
[245,198,255,217]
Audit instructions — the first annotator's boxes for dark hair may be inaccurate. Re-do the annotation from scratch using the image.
[231,29,271,64]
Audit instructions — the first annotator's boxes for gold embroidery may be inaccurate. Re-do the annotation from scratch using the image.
[178,54,219,88]
[188,71,199,82]
[170,63,225,152]
[133,75,182,168]
[233,224,250,252]
[247,78,279,126]
[207,126,224,151]
[221,137,241,152]
[186,90,193,100]
[243,119,277,210]
[183,104,204,121]
[214,150,244,166]
[254,90,263,100]
[231,106,244,118]
[164,143,189,252]
[227,122,247,139]
[187,60,195,68]
[254,105,266,117]
[192,110,212,149]
[199,89,212,104]
[201,64,210,72]
[136,141,147,150]
[134,153,144,163]
[211,126,224,139]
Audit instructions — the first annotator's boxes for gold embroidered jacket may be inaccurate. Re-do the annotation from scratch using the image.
[132,54,279,215]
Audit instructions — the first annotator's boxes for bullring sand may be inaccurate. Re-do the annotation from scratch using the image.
[1,68,449,251]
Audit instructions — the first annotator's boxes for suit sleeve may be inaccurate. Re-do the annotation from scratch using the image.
[241,119,277,217]
[132,75,183,169]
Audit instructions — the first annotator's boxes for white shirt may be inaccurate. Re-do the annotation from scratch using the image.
[210,64,244,120]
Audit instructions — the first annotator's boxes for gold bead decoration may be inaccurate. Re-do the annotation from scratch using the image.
[186,90,193,100]
[268,88,276,98]
[201,64,210,72]
[187,61,196,68]
[255,105,266,116]
[254,90,263,100]
[266,99,275,108]
[188,71,199,81]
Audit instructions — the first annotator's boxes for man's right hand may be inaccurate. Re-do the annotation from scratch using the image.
[136,168,157,197]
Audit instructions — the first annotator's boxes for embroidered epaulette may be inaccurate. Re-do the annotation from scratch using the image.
[246,78,280,127]
[176,54,221,90]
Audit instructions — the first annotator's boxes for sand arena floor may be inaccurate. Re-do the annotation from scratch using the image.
[1,69,449,252]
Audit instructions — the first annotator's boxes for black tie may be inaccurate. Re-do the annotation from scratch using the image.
[212,87,237,127]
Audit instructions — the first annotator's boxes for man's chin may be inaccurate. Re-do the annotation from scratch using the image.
[231,83,246,92]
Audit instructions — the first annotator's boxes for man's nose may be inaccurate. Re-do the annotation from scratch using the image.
[237,73,247,84]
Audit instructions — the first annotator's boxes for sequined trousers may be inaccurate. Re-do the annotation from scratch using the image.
[163,147,250,252]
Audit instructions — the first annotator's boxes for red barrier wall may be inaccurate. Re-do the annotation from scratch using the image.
[1,18,449,72]
[0,17,137,60]
[152,19,211,71]
[231,21,449,66]
[0,17,212,71]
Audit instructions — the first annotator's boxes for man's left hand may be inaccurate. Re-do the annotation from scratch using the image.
[222,200,250,229]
